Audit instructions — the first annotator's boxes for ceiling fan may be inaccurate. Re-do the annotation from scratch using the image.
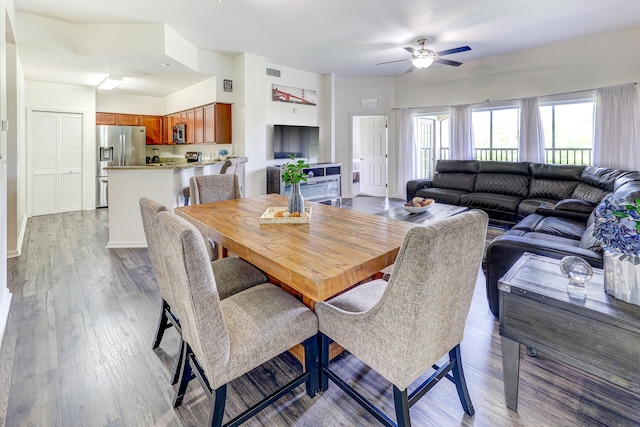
[376,39,471,73]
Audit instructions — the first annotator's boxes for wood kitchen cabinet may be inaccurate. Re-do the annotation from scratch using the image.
[194,107,204,143]
[186,109,196,144]
[163,116,174,144]
[203,103,232,144]
[140,115,163,145]
[96,112,163,145]
[96,113,141,126]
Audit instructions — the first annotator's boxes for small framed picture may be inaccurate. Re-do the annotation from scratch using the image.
[223,79,233,92]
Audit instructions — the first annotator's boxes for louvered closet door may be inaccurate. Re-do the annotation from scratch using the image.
[31,112,83,216]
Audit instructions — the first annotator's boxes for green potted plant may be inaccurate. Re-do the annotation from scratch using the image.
[282,155,309,213]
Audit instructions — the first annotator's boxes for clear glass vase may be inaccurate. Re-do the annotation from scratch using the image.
[288,182,305,213]
[603,251,640,306]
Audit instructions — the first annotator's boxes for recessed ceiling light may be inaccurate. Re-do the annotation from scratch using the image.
[97,75,123,90]
[161,63,175,68]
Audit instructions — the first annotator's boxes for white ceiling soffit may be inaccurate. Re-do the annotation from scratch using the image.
[15,12,228,97]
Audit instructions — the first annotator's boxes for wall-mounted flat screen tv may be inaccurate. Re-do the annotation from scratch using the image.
[273,124,320,159]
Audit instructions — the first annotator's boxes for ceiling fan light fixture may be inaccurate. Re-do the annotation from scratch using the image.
[412,56,434,69]
[98,75,123,90]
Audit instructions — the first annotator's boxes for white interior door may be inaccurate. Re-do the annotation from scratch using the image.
[58,114,83,211]
[31,112,83,216]
[359,116,387,197]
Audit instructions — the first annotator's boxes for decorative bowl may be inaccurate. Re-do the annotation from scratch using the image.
[402,203,434,214]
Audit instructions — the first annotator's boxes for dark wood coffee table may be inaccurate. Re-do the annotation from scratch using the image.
[498,253,640,411]
[376,202,468,224]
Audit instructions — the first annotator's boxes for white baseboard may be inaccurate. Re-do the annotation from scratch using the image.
[0,288,12,349]
[7,214,28,259]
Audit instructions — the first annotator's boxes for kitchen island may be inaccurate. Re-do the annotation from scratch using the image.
[104,157,247,248]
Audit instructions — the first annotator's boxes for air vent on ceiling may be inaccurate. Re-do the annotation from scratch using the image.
[266,68,281,78]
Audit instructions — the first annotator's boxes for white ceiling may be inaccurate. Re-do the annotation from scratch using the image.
[12,0,640,97]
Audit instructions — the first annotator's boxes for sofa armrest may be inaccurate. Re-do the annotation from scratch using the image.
[535,198,595,222]
[484,234,603,317]
[406,179,433,202]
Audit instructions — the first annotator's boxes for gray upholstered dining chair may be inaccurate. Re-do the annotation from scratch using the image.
[156,211,319,427]
[189,173,241,205]
[316,210,488,427]
[189,174,242,258]
[139,197,267,385]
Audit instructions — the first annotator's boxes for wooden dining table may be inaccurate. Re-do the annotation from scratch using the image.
[174,194,416,307]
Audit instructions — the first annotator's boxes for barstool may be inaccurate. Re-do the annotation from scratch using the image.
[183,187,190,206]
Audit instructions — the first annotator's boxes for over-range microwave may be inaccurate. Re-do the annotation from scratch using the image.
[172,124,186,144]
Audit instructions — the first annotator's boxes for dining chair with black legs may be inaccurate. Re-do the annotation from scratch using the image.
[157,211,319,427]
[139,197,267,385]
[316,210,488,427]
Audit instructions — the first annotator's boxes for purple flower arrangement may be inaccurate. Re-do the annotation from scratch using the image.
[593,196,640,256]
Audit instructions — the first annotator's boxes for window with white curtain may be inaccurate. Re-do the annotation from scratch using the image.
[539,100,594,165]
[471,107,519,161]
[412,91,597,170]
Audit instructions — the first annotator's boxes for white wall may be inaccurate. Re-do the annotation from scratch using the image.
[394,26,640,109]
[96,92,165,116]
[0,0,17,350]
[25,81,97,213]
[6,41,26,258]
[334,77,395,197]
[163,76,218,114]
[264,64,326,171]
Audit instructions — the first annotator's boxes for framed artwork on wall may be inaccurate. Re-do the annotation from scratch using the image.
[272,84,317,106]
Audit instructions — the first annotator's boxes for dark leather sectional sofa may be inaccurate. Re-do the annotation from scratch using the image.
[406,160,640,317]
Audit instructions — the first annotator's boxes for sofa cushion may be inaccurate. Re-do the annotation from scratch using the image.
[432,172,476,192]
[554,198,596,214]
[461,192,521,216]
[529,178,579,200]
[517,198,557,219]
[571,183,610,204]
[415,188,468,205]
[580,166,628,191]
[478,161,530,175]
[530,163,585,180]
[516,232,582,248]
[510,213,545,232]
[435,159,478,174]
[534,217,586,240]
[475,174,530,197]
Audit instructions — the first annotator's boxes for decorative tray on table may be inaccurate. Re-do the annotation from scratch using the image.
[259,207,312,224]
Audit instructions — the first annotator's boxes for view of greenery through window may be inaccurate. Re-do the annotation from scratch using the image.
[540,101,594,165]
[414,100,594,179]
[472,108,519,161]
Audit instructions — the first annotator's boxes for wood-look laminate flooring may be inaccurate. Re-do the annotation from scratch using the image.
[1,197,639,426]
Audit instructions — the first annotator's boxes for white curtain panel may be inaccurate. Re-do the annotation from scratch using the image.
[519,97,546,163]
[449,105,475,160]
[393,108,417,198]
[593,83,640,170]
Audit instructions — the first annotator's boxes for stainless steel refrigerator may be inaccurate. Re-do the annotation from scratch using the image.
[96,125,146,207]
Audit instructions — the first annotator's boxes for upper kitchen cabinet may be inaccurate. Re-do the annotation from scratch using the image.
[140,115,163,145]
[204,103,232,144]
[163,116,174,144]
[116,114,141,126]
[96,113,141,126]
[194,107,205,144]
[186,109,196,144]
[96,112,164,145]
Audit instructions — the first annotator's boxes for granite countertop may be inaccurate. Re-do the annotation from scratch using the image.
[104,160,225,171]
